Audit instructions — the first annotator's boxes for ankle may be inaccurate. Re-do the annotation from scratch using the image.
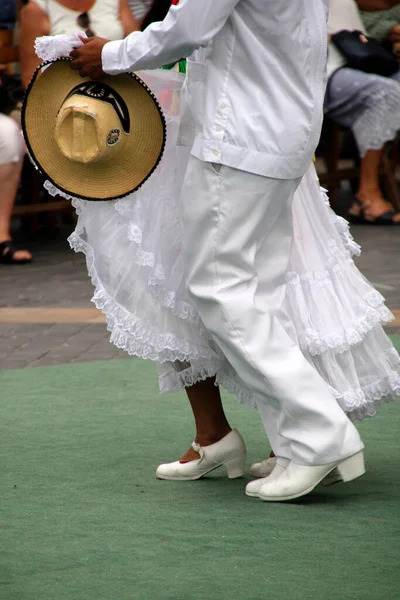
[0,233,11,243]
[195,426,232,447]
[356,188,383,204]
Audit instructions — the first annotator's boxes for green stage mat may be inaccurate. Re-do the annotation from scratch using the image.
[1,337,399,600]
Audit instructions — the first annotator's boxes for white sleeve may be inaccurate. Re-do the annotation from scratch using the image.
[102,0,240,75]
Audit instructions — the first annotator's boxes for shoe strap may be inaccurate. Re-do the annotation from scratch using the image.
[191,442,204,459]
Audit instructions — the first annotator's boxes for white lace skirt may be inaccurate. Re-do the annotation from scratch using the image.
[60,71,400,422]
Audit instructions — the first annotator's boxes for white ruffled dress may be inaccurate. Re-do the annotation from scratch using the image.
[36,38,400,422]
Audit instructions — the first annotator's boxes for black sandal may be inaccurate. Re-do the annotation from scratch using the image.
[363,210,400,225]
[348,198,400,225]
[0,241,32,265]
[348,198,365,224]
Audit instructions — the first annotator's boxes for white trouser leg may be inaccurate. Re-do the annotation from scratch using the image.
[255,400,291,465]
[252,174,303,464]
[180,157,363,466]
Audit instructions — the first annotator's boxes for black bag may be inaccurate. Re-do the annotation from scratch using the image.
[331,30,398,77]
[0,73,24,115]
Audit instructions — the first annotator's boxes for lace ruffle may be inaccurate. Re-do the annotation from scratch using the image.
[333,369,400,422]
[67,175,400,422]
[71,195,205,327]
[70,186,391,357]
[46,180,80,202]
[158,361,220,393]
[224,350,399,421]
[211,354,400,421]
[326,205,362,258]
[285,264,394,356]
[68,231,215,364]
[320,188,361,258]
[158,347,400,422]
[216,372,256,409]
[68,203,400,422]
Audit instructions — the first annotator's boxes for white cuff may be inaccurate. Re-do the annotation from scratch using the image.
[102,39,129,75]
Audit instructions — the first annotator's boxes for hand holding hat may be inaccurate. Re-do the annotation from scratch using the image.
[70,36,109,80]
[22,59,166,201]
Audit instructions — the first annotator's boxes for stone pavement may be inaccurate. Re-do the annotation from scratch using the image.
[0,222,399,370]
[0,234,127,370]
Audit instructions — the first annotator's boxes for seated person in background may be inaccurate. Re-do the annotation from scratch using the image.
[0,0,17,30]
[361,2,400,59]
[361,2,400,42]
[0,67,31,264]
[19,0,139,89]
[325,0,400,224]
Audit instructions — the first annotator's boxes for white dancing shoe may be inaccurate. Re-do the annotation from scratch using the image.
[322,467,344,486]
[249,457,341,487]
[249,456,277,478]
[245,463,286,497]
[258,450,365,502]
[156,429,246,481]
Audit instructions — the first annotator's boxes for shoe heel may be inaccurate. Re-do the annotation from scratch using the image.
[322,467,343,486]
[336,451,365,483]
[224,454,246,479]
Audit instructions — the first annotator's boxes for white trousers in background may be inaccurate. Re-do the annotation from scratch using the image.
[180,157,364,466]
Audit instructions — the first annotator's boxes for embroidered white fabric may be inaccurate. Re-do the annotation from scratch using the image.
[38,36,400,421]
[35,32,86,62]
[67,156,400,421]
[353,87,400,156]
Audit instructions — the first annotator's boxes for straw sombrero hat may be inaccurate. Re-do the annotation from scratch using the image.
[22,58,166,201]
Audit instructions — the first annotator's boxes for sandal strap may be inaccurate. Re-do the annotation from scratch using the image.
[0,240,32,264]
[0,241,16,263]
[364,210,397,224]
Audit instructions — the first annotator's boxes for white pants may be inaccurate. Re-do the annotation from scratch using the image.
[180,157,363,466]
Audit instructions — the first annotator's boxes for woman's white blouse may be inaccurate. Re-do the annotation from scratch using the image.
[33,0,124,40]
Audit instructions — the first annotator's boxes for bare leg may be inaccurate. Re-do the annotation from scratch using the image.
[179,378,232,463]
[0,161,32,261]
[354,148,400,222]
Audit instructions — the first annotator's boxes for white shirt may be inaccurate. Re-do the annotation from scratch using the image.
[327,0,367,78]
[102,0,329,179]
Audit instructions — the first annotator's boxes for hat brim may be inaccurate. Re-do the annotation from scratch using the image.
[22,58,166,201]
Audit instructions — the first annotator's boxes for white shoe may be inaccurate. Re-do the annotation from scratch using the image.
[322,468,343,486]
[156,429,246,481]
[249,456,277,478]
[245,463,286,497]
[259,450,365,502]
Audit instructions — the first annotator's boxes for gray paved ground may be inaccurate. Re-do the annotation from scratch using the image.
[0,232,128,369]
[1,212,399,370]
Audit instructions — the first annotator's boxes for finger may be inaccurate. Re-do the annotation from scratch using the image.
[70,59,81,71]
[69,48,79,59]
[78,35,90,44]
[78,66,91,78]
[88,67,103,80]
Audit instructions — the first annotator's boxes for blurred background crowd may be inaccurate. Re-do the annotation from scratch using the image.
[1,0,400,265]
